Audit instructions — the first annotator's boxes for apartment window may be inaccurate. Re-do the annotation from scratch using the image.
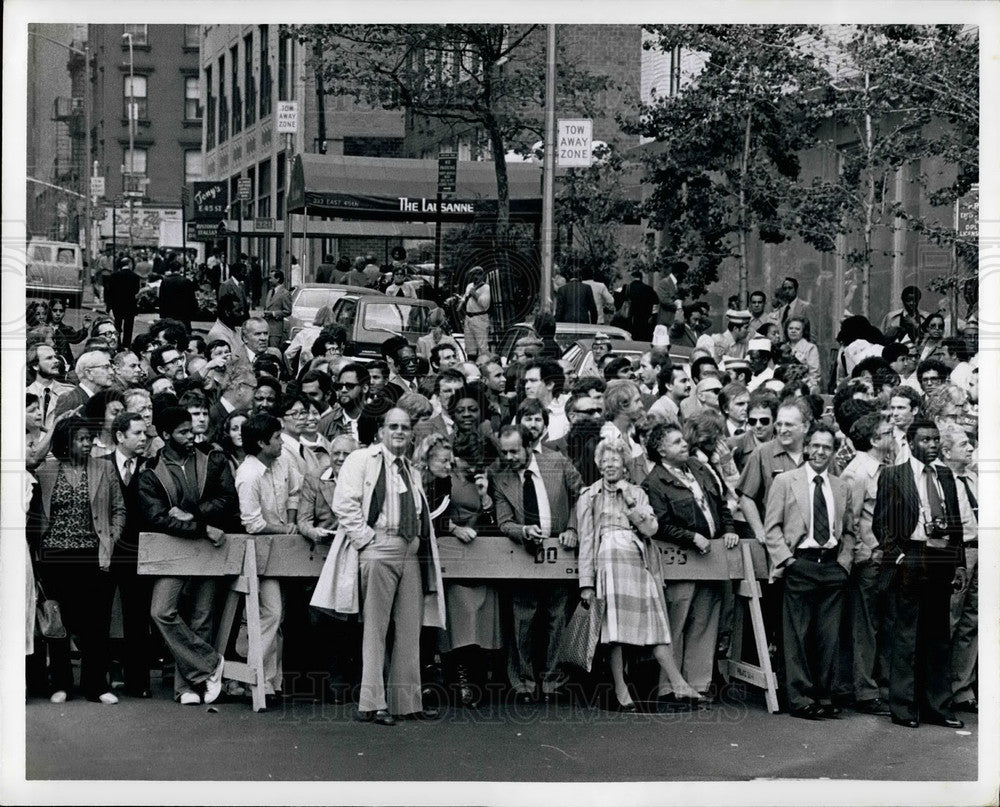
[218,55,228,143]
[123,146,147,176]
[123,24,148,47]
[184,25,200,49]
[205,65,215,150]
[259,26,272,117]
[244,33,256,126]
[278,32,289,102]
[184,150,203,183]
[123,75,148,120]
[185,76,202,120]
[257,159,271,218]
[230,45,241,135]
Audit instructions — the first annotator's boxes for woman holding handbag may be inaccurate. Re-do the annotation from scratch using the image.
[30,416,126,704]
[577,438,702,712]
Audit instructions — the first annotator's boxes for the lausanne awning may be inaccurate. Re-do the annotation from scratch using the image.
[287,153,544,223]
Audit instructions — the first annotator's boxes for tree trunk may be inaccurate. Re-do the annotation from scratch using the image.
[737,106,753,307]
[860,72,873,319]
[484,109,516,332]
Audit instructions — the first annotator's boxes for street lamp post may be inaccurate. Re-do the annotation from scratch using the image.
[123,31,135,252]
[28,31,93,278]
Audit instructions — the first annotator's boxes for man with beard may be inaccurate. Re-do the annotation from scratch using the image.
[545,391,605,486]
[27,344,76,433]
[873,419,968,729]
[330,363,381,447]
[138,406,238,705]
[515,398,549,456]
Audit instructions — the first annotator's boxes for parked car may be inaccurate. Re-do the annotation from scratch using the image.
[496,322,632,366]
[329,294,440,359]
[287,283,382,341]
[561,338,693,379]
[25,239,85,308]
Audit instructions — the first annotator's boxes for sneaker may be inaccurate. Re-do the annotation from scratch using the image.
[50,690,68,704]
[179,691,201,705]
[96,692,119,705]
[203,655,225,704]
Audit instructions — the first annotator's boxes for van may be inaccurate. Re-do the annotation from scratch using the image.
[25,240,85,308]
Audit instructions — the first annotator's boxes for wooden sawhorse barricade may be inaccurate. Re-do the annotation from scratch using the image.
[139,533,777,713]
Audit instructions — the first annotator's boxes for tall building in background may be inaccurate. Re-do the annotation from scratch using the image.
[201,24,407,273]
[26,24,88,242]
[89,23,202,251]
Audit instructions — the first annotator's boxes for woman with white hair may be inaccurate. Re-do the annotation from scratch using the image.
[577,438,702,712]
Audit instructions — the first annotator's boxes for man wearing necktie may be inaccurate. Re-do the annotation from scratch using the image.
[873,419,968,729]
[493,424,583,703]
[764,423,856,720]
[109,411,154,698]
[331,408,446,726]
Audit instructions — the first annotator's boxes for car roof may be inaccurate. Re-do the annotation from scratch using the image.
[292,283,382,297]
[512,321,632,338]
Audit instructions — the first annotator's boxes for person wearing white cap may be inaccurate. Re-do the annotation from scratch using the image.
[746,337,775,392]
[697,309,752,365]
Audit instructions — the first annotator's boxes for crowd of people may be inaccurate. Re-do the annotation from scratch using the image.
[23,255,978,732]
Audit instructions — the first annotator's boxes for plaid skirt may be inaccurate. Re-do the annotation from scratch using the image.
[596,529,672,647]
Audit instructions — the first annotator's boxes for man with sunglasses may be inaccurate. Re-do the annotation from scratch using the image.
[331,408,445,725]
[730,392,777,472]
[331,363,379,447]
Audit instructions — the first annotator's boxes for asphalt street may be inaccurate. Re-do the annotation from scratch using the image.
[24,681,978,782]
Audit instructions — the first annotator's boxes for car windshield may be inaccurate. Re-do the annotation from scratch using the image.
[363,302,429,334]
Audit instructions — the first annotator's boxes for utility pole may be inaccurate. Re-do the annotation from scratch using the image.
[123,31,136,252]
[540,24,557,311]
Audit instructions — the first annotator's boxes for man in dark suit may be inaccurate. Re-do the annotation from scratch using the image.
[218,261,249,313]
[108,411,154,697]
[52,350,116,418]
[493,424,583,703]
[764,422,856,720]
[554,267,598,324]
[103,257,142,347]
[158,263,199,331]
[873,418,968,729]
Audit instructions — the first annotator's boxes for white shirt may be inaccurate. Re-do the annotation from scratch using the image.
[114,448,139,482]
[799,469,836,549]
[648,395,681,424]
[518,455,552,538]
[374,445,423,535]
[235,453,302,534]
[907,456,952,548]
[892,428,912,465]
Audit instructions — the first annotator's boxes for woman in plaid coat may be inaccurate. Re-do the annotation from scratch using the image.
[578,438,702,712]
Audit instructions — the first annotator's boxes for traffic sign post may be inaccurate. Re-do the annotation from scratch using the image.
[556,118,593,167]
[276,101,298,134]
[90,176,105,199]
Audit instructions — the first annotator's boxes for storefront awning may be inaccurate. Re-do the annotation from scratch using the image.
[287,153,544,223]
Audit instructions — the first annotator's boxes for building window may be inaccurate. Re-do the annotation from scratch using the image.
[123,75,148,120]
[123,24,148,47]
[231,46,241,135]
[184,25,200,49]
[184,150,203,183]
[257,158,271,218]
[278,31,289,102]
[205,65,215,150]
[244,33,256,127]
[218,55,228,143]
[185,76,202,120]
[123,146,147,176]
[259,26,272,117]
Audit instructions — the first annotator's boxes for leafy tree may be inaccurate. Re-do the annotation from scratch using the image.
[798,25,978,317]
[624,25,833,303]
[295,24,610,329]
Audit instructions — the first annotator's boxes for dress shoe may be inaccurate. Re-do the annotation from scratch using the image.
[789,704,825,721]
[49,690,68,704]
[855,698,891,716]
[355,708,396,726]
[85,692,120,705]
[816,704,842,719]
[953,699,978,714]
[891,716,920,728]
[925,715,964,729]
[179,691,202,706]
